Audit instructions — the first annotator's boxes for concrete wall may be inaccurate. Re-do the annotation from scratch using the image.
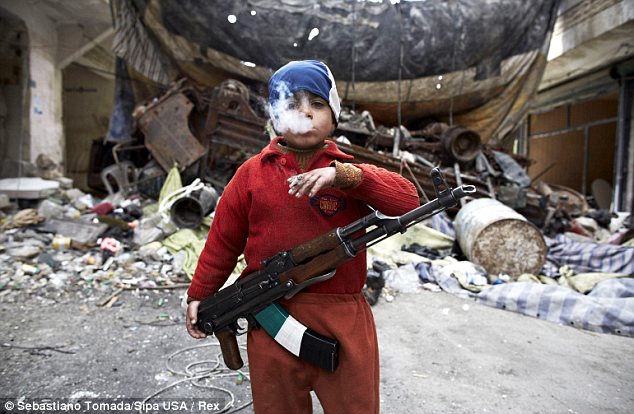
[0,10,28,177]
[63,64,115,191]
[0,1,63,167]
[548,0,634,61]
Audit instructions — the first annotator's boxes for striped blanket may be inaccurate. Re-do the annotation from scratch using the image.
[542,234,634,276]
[475,278,634,337]
[414,233,634,337]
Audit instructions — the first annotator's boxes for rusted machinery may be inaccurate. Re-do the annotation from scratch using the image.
[336,141,491,203]
[199,80,268,186]
[406,123,482,165]
[137,91,206,171]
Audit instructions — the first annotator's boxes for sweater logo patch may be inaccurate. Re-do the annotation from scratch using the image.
[309,194,347,217]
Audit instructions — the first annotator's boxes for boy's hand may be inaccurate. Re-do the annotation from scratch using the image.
[287,167,336,198]
[186,300,208,339]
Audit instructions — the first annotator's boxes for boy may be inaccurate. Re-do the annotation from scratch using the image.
[186,60,419,413]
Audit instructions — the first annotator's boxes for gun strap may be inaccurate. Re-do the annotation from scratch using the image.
[254,302,339,372]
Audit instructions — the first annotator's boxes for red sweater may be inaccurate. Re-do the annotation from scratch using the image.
[187,138,419,300]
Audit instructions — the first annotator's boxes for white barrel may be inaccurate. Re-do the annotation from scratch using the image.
[454,198,546,277]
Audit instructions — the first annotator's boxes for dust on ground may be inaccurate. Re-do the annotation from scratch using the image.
[1,287,633,414]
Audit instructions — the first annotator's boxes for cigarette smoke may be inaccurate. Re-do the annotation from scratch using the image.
[269,81,313,135]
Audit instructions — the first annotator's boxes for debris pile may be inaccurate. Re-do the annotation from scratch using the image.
[1,78,632,336]
[0,163,241,306]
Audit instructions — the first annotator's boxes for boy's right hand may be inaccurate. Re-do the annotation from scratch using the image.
[185,300,208,339]
[287,167,336,198]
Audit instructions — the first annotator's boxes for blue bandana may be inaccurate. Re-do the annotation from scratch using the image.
[268,60,341,121]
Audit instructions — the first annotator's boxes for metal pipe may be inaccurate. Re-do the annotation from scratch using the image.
[613,76,633,212]
[528,117,618,139]
[582,127,589,195]
[350,0,356,112]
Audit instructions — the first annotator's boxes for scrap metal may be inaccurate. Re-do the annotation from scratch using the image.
[336,142,492,202]
[109,78,589,232]
[137,89,206,172]
[199,80,268,186]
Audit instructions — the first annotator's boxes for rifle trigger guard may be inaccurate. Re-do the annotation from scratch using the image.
[283,270,337,300]
[233,319,248,336]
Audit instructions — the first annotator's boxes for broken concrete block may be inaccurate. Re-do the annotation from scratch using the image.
[37,199,65,219]
[0,177,60,199]
[64,188,85,202]
[53,177,74,189]
[8,245,42,259]
[39,218,107,244]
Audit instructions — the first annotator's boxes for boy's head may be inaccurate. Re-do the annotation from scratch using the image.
[268,60,340,147]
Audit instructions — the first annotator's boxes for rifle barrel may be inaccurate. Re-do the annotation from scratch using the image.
[350,185,475,251]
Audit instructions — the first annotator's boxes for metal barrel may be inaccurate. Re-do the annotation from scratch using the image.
[454,198,546,278]
[170,185,219,229]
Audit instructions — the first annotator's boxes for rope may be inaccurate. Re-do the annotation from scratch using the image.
[393,2,404,158]
[351,0,357,112]
[142,341,252,414]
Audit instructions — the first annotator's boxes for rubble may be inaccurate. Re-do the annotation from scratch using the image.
[0,172,205,306]
[0,78,632,338]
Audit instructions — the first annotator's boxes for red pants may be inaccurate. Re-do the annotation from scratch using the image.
[247,292,379,414]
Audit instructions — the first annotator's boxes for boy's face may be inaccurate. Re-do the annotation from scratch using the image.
[281,91,335,149]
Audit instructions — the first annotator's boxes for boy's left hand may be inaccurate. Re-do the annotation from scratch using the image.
[287,167,336,198]
[186,300,208,339]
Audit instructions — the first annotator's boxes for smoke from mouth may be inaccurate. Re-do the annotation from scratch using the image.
[269,81,313,135]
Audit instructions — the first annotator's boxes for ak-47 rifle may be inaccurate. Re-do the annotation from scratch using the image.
[197,168,475,371]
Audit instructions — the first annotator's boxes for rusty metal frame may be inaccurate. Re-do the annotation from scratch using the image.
[138,92,206,172]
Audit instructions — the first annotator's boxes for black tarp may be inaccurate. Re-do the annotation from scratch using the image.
[114,0,560,143]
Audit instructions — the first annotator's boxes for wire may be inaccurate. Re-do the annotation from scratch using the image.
[393,2,404,158]
[143,342,252,414]
[448,3,459,127]
[351,0,357,112]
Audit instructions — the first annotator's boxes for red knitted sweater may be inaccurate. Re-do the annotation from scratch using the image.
[187,137,419,300]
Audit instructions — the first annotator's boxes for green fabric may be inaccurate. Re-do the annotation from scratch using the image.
[367,222,454,268]
[254,302,289,337]
[158,165,183,205]
[142,203,159,217]
[454,267,488,293]
[538,275,559,285]
[201,215,213,228]
[432,256,459,267]
[454,273,488,293]
[565,272,630,294]
[517,273,542,284]
[429,257,489,293]
[231,254,247,278]
[557,265,575,290]
[556,265,630,293]
[162,229,206,279]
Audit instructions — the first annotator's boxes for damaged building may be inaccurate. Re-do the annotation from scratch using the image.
[1,0,634,412]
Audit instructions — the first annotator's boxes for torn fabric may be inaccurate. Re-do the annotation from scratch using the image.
[105,58,136,142]
[112,0,175,85]
[119,0,559,142]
